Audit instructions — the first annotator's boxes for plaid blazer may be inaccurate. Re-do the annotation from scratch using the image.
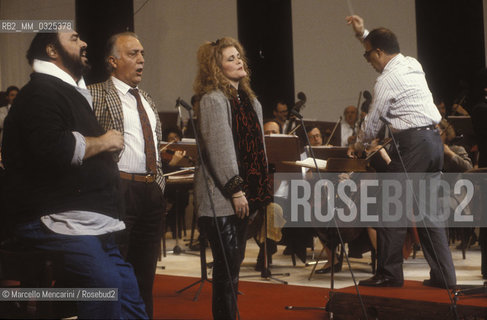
[88,78,165,192]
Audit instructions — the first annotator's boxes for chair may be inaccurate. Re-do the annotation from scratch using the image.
[450,168,487,260]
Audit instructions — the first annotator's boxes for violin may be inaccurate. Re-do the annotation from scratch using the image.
[161,148,195,166]
[160,140,196,166]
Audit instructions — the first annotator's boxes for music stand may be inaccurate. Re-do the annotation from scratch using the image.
[265,134,304,173]
[158,111,179,130]
[306,146,349,160]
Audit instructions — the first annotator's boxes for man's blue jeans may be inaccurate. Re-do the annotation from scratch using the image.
[14,219,148,319]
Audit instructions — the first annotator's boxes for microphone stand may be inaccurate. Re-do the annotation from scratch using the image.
[173,98,240,318]
[379,117,459,320]
[164,101,200,258]
[284,109,369,320]
[239,205,290,284]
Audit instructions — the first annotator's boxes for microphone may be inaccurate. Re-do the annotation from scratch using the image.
[177,98,193,111]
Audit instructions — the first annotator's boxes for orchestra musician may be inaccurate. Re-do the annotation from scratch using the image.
[162,127,190,239]
[263,119,281,135]
[346,15,456,288]
[340,105,359,146]
[272,100,289,133]
[193,37,271,319]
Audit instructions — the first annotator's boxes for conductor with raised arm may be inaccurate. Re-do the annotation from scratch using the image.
[346,15,456,288]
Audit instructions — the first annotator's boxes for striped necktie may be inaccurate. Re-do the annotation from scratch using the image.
[129,88,157,174]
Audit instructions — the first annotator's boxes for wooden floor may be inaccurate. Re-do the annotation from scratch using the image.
[158,232,486,290]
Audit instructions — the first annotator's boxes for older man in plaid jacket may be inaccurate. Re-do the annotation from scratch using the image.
[88,31,165,319]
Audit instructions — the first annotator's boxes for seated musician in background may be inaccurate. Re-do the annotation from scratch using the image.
[341,105,359,146]
[272,100,289,133]
[435,97,447,119]
[307,126,323,146]
[263,119,281,135]
[438,119,474,252]
[300,125,331,147]
[306,125,343,273]
[439,119,473,172]
[162,127,190,239]
[162,126,188,168]
[451,96,470,117]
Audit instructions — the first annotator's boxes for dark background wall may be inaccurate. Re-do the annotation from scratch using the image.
[75,0,486,117]
[237,0,295,119]
[76,0,134,84]
[416,0,485,112]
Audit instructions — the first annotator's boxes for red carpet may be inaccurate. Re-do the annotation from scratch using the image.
[328,280,487,319]
[153,274,330,320]
[153,275,487,319]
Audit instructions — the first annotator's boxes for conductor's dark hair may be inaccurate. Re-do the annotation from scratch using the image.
[26,33,60,66]
[365,28,400,55]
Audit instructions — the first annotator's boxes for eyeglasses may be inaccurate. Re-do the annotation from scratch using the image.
[363,48,377,60]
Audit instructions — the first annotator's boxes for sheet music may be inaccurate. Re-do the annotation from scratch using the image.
[295,157,327,170]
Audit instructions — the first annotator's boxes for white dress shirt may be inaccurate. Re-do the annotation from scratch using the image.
[361,54,441,143]
[111,76,159,174]
[341,121,358,146]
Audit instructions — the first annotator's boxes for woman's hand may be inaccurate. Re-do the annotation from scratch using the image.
[232,191,249,219]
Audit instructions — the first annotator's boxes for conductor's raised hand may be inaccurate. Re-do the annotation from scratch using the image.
[346,15,365,37]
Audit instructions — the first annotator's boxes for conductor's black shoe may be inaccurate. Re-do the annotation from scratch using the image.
[423,279,456,289]
[359,274,403,287]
